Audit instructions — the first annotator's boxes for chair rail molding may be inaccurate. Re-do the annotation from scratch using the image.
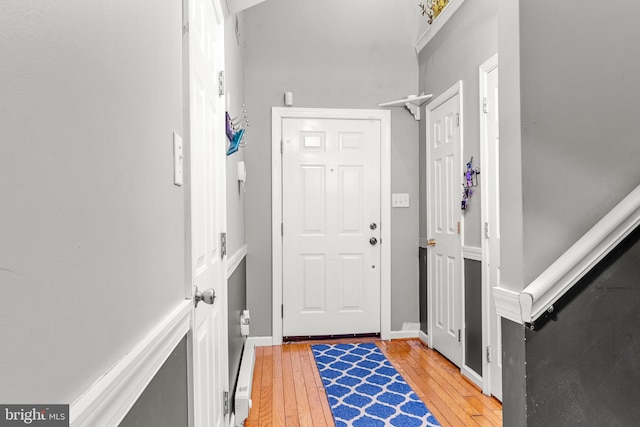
[520,184,640,324]
[493,183,640,326]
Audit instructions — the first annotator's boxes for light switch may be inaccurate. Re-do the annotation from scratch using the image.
[173,132,184,186]
[392,193,410,208]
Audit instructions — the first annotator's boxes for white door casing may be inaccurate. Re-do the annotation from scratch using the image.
[480,54,502,400]
[426,82,463,368]
[281,118,381,337]
[272,108,391,345]
[184,0,228,425]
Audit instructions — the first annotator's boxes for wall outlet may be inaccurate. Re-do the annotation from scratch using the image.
[392,193,410,208]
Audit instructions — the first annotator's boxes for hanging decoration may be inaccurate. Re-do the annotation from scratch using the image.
[461,156,479,211]
[418,0,449,25]
[226,105,249,156]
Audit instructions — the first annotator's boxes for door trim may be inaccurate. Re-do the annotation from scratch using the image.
[479,53,499,396]
[271,107,391,345]
[424,81,464,353]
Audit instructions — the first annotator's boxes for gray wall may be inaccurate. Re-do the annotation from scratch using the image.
[120,336,189,427]
[418,0,498,249]
[244,0,421,335]
[225,11,247,257]
[500,0,640,423]
[519,0,640,285]
[0,0,185,403]
[525,226,640,426]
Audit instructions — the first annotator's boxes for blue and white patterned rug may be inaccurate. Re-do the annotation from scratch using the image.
[311,343,441,427]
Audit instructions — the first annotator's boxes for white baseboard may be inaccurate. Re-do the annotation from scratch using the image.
[70,301,192,427]
[390,330,420,339]
[418,330,429,346]
[462,365,483,388]
[249,336,273,347]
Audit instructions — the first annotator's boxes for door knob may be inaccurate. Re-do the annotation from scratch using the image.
[427,239,436,247]
[370,223,377,230]
[194,286,216,308]
[369,237,378,246]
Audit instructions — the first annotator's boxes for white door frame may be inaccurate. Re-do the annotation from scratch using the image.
[271,107,391,345]
[425,81,464,353]
[479,53,499,396]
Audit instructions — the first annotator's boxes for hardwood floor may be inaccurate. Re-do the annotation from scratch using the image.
[244,338,502,427]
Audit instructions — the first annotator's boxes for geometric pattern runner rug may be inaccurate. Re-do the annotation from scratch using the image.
[311,343,441,427]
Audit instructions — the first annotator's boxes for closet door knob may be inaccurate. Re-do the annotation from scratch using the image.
[369,237,378,246]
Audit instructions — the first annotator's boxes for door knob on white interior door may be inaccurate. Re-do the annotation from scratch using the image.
[194,287,216,308]
[427,238,436,247]
[369,237,378,246]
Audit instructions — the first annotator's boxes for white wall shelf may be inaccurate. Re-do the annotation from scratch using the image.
[379,94,433,120]
[414,0,467,54]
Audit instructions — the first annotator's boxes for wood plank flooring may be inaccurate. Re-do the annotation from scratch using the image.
[244,338,502,427]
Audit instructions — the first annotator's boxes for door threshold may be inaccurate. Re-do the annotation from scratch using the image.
[283,332,380,344]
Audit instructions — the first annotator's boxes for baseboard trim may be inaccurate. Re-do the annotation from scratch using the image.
[249,336,273,347]
[418,330,429,346]
[70,301,192,427]
[462,365,483,388]
[390,329,420,339]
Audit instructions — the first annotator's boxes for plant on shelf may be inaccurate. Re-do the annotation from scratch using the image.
[419,0,449,24]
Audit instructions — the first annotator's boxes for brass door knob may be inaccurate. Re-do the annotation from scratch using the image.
[427,239,436,247]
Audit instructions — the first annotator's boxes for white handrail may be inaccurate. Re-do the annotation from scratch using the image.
[519,183,640,324]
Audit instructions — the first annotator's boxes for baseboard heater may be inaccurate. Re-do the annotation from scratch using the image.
[234,337,257,426]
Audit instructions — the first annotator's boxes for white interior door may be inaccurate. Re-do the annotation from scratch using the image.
[282,117,381,337]
[427,91,462,367]
[484,65,502,401]
[186,0,227,425]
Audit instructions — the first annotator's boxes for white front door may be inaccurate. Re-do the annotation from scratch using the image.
[427,88,462,367]
[282,117,381,337]
[185,0,227,425]
[484,64,502,401]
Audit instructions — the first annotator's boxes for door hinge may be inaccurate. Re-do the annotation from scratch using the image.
[281,304,284,319]
[483,97,488,114]
[221,232,227,257]
[485,222,490,239]
[223,391,229,415]
[218,71,225,96]
[281,223,283,236]
[183,22,190,35]
[487,346,491,363]
[458,329,461,343]
[456,113,460,127]
[280,139,283,154]
[457,221,461,235]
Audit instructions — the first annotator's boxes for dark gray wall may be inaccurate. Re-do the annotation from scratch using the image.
[464,259,482,376]
[525,226,640,427]
[228,258,247,405]
[244,0,421,335]
[119,336,188,427]
[419,247,428,334]
[502,319,527,427]
[0,0,185,403]
[418,0,498,248]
